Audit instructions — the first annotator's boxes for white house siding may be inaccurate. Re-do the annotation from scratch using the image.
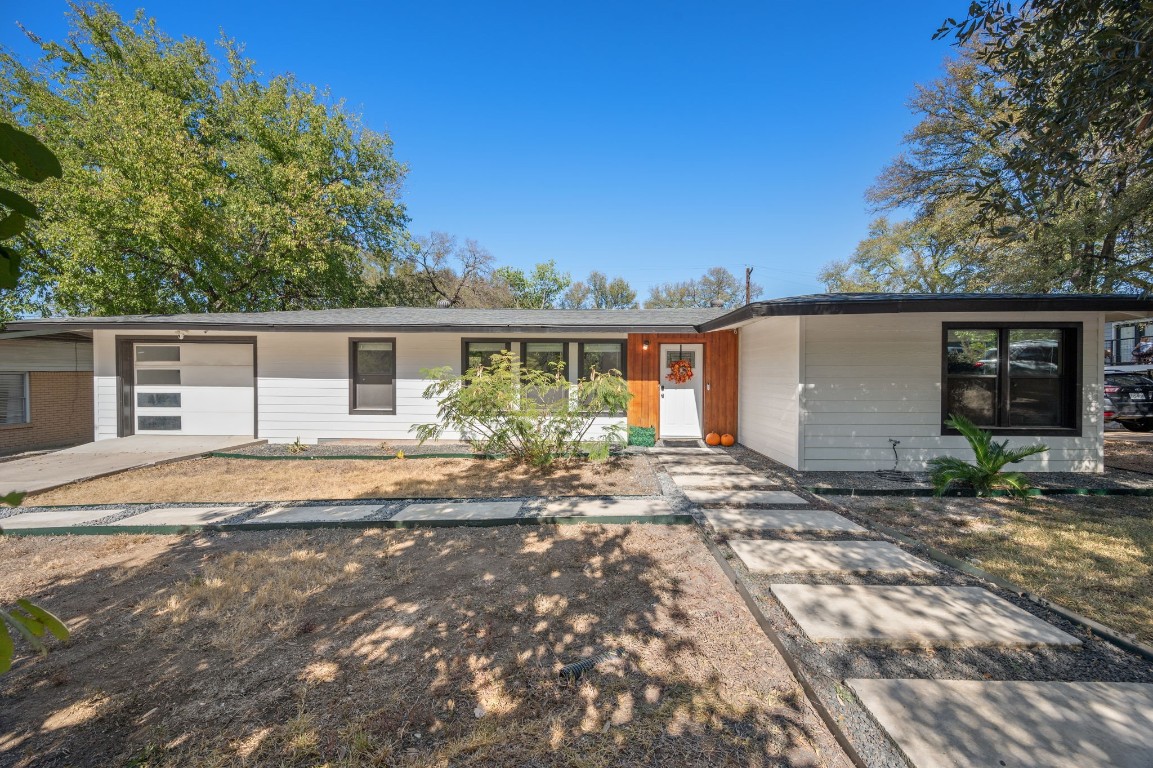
[92,330,627,443]
[798,311,1105,472]
[738,317,801,468]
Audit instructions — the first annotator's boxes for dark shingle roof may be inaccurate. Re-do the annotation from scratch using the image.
[8,293,1153,335]
[5,306,726,334]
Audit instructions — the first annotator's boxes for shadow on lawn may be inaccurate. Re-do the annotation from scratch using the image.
[0,525,840,767]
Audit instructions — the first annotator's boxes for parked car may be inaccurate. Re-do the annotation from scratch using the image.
[1104,370,1153,431]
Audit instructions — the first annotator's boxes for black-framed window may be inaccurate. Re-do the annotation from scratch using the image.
[521,341,568,378]
[350,338,396,414]
[943,324,1080,433]
[0,373,29,425]
[578,341,626,380]
[462,340,512,374]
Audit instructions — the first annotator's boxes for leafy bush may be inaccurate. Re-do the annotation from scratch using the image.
[628,425,656,447]
[929,414,1049,497]
[413,350,631,467]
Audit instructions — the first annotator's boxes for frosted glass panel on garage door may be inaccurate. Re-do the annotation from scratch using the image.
[134,343,254,435]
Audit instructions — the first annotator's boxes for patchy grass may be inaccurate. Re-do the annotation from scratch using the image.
[27,454,659,505]
[842,495,1153,645]
[0,526,848,768]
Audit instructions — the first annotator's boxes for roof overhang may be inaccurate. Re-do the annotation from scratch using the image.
[701,294,1153,332]
[2,320,702,335]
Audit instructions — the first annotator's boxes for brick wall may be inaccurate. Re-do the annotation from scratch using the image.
[0,371,94,455]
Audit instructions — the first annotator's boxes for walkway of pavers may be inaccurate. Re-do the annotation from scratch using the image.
[5,441,1153,765]
[655,441,1153,767]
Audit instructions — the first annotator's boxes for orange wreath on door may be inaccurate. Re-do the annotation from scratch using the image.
[666,358,694,384]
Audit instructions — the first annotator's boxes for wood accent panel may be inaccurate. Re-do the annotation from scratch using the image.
[626,331,739,439]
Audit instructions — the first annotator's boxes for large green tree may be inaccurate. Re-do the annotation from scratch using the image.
[0,4,408,320]
[493,259,571,309]
[938,0,1153,208]
[826,51,1153,293]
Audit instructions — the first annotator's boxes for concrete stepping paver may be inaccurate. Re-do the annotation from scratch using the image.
[111,506,251,526]
[668,473,779,489]
[730,540,936,574]
[684,489,809,507]
[392,501,523,521]
[533,498,676,517]
[1,508,124,530]
[658,463,752,475]
[701,508,867,532]
[646,447,715,455]
[246,504,383,524]
[848,679,1153,768]
[771,585,1081,647]
[656,455,739,466]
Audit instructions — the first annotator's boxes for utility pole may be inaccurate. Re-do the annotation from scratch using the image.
[744,266,753,306]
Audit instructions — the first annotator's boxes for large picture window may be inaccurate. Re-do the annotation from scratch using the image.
[0,373,29,425]
[350,339,396,414]
[578,342,626,379]
[463,341,511,373]
[943,324,1080,433]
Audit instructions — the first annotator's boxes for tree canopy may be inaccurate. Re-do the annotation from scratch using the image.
[824,47,1153,294]
[560,271,637,309]
[645,267,760,308]
[0,4,408,320]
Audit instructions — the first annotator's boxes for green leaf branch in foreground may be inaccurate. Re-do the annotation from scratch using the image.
[929,413,1049,497]
[412,350,632,467]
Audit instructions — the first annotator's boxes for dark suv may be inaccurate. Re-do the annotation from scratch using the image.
[1105,371,1153,431]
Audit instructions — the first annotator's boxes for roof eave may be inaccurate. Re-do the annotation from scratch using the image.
[3,320,703,334]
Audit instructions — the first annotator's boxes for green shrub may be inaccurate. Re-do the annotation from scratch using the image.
[929,413,1049,497]
[628,426,656,447]
[412,350,631,467]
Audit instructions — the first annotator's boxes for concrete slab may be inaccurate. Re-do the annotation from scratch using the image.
[701,508,867,533]
[110,506,250,526]
[392,501,523,521]
[729,540,936,574]
[533,498,677,517]
[771,585,1081,647]
[656,455,739,466]
[684,489,809,507]
[246,504,382,524]
[647,447,720,455]
[1,508,123,530]
[0,435,259,495]
[848,679,1153,768]
[668,473,778,489]
[659,461,747,472]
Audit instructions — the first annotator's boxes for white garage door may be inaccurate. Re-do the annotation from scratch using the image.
[134,342,254,436]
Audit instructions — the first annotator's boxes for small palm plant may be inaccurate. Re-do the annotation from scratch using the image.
[929,414,1049,497]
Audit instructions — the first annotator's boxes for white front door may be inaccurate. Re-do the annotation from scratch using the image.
[659,343,704,438]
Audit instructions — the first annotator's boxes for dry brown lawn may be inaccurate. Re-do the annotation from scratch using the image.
[0,525,848,768]
[841,495,1153,645]
[1104,435,1153,474]
[28,455,659,505]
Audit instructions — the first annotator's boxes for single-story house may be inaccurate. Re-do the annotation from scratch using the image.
[0,331,94,455]
[8,293,1153,473]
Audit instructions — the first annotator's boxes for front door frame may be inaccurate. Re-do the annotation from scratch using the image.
[658,342,705,438]
[114,335,259,438]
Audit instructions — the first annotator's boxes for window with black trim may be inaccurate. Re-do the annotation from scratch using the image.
[943,325,1079,432]
[578,342,626,380]
[350,339,396,414]
[521,341,568,378]
[463,341,511,374]
[0,373,29,425]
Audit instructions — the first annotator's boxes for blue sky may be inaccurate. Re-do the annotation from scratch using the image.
[2,1,963,299]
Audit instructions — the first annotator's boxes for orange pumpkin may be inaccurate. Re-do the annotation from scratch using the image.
[720,434,735,447]
[704,432,721,446]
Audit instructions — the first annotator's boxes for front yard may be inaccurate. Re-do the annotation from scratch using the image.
[838,495,1153,645]
[27,455,659,505]
[0,525,847,768]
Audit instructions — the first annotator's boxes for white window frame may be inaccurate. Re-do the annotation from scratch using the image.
[0,372,30,426]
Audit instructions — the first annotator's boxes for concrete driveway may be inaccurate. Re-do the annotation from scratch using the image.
[0,435,259,495]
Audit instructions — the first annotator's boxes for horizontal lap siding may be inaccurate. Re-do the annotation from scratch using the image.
[738,317,800,468]
[800,312,1104,473]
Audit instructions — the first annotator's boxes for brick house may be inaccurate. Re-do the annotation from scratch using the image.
[0,332,93,456]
